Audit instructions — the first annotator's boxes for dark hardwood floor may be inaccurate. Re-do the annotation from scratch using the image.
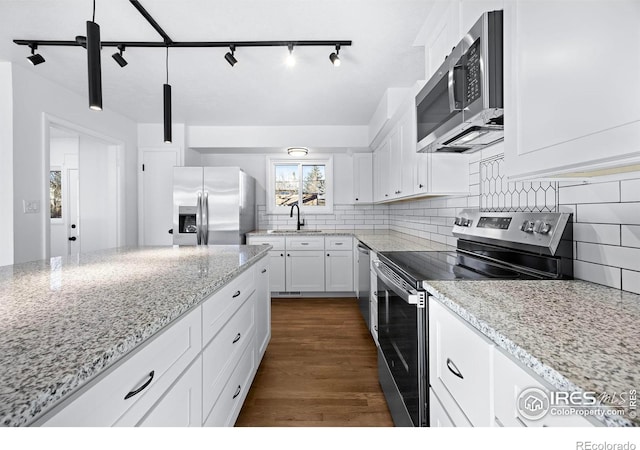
[235,297,393,427]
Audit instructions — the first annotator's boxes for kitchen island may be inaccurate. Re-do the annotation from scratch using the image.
[0,245,270,427]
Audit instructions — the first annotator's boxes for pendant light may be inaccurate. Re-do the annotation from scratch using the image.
[87,0,102,111]
[164,46,172,143]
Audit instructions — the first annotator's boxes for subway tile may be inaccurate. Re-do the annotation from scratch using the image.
[621,179,640,202]
[446,197,468,208]
[621,225,640,248]
[622,270,640,295]
[558,204,576,216]
[573,260,621,289]
[577,203,640,225]
[573,223,620,246]
[558,181,620,204]
[577,242,640,271]
[437,208,456,217]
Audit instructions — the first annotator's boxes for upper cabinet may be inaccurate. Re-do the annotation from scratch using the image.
[503,0,640,179]
[353,153,373,204]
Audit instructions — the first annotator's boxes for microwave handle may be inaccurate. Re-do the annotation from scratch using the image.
[448,65,463,112]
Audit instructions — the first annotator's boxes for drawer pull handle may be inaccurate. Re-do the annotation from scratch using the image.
[232,290,241,298]
[124,370,155,400]
[232,333,241,344]
[335,242,343,246]
[301,242,309,246]
[261,268,267,274]
[446,358,464,380]
[233,385,242,399]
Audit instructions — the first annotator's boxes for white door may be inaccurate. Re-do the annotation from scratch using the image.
[67,168,80,256]
[268,250,286,292]
[325,251,353,292]
[286,251,325,292]
[142,149,179,245]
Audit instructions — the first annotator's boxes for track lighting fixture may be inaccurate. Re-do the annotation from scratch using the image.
[286,43,295,67]
[329,45,341,67]
[26,44,45,65]
[112,45,128,67]
[224,45,238,67]
[86,1,102,111]
[164,47,172,144]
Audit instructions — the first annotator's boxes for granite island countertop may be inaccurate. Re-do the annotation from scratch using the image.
[424,279,640,427]
[246,229,453,253]
[0,245,270,427]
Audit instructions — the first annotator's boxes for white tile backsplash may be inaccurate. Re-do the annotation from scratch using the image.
[577,242,640,272]
[622,270,640,295]
[621,179,640,202]
[558,181,620,204]
[574,260,621,290]
[573,223,621,246]
[621,225,640,248]
[577,203,640,225]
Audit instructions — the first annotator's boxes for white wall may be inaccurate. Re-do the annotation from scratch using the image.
[11,64,138,263]
[0,62,13,266]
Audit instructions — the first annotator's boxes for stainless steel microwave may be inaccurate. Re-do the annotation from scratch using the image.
[416,10,503,153]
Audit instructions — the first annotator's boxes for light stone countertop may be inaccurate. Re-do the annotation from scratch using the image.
[0,245,270,427]
[247,229,453,253]
[425,279,640,427]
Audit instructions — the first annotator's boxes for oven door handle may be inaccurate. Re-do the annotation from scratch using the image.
[372,260,423,306]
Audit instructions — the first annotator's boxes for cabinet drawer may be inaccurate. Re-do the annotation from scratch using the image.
[429,299,494,426]
[286,236,325,250]
[493,349,595,427]
[325,236,353,250]
[430,388,455,427]
[203,334,257,427]
[247,236,285,251]
[43,307,202,426]
[202,295,255,419]
[202,266,255,347]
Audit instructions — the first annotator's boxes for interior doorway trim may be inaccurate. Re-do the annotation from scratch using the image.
[42,113,126,259]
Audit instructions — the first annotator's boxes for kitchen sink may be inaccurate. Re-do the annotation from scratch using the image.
[265,230,322,233]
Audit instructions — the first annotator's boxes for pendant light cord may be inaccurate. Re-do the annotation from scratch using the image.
[166,46,169,84]
[92,0,96,22]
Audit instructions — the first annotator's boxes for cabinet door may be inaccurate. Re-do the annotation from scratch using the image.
[388,128,402,198]
[353,153,373,204]
[286,251,325,292]
[430,388,455,427]
[325,251,354,292]
[423,1,461,79]
[399,106,417,197]
[268,250,286,292]
[373,141,391,202]
[430,154,470,194]
[255,257,271,364]
[504,0,640,179]
[138,357,202,427]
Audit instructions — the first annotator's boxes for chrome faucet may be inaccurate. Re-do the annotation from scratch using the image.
[290,203,305,230]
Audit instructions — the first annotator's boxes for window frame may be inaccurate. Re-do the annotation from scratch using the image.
[266,156,334,215]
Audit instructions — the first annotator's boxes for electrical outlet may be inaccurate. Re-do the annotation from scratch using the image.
[23,200,40,214]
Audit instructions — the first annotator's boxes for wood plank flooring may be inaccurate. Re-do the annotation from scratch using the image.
[235,298,393,427]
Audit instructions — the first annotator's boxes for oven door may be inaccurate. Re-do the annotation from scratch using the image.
[373,260,427,427]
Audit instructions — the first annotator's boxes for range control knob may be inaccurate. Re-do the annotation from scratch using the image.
[463,219,473,227]
[539,222,553,234]
[454,217,462,226]
[520,220,535,233]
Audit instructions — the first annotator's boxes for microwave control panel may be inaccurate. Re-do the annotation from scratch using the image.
[465,38,482,105]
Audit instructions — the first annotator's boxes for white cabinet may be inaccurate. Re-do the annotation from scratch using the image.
[429,388,455,427]
[139,357,202,427]
[268,251,286,292]
[504,0,640,179]
[416,153,470,196]
[325,251,353,292]
[369,250,378,344]
[388,128,402,199]
[373,141,391,202]
[353,153,373,204]
[286,251,325,292]
[429,299,494,427]
[255,257,271,364]
[399,106,417,197]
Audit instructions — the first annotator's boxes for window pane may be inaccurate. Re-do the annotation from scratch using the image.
[50,170,62,219]
[275,164,300,206]
[302,165,326,206]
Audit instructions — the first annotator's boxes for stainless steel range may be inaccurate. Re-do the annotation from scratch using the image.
[373,209,573,427]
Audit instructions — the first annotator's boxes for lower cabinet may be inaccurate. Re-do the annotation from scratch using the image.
[325,251,354,292]
[428,297,596,428]
[268,250,286,292]
[286,251,325,291]
[369,250,378,344]
[41,258,270,427]
[139,357,203,427]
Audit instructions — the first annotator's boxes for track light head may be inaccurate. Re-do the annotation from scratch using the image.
[286,43,295,67]
[112,45,128,67]
[75,36,87,49]
[224,45,237,67]
[27,44,45,65]
[329,44,341,67]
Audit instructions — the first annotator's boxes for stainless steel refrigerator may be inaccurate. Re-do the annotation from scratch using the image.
[172,167,256,245]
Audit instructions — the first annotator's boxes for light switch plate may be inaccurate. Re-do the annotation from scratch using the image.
[23,200,40,214]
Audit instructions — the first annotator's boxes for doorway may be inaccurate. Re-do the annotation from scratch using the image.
[47,120,124,258]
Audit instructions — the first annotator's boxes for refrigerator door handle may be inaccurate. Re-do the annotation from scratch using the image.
[196,191,203,245]
[203,191,209,245]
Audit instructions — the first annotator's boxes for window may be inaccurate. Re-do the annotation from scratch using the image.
[50,169,62,220]
[267,157,333,214]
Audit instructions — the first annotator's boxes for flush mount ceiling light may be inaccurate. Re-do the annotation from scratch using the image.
[14,0,351,139]
[112,45,128,67]
[26,43,45,65]
[285,43,295,67]
[287,147,308,157]
[224,45,237,67]
[329,44,341,67]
